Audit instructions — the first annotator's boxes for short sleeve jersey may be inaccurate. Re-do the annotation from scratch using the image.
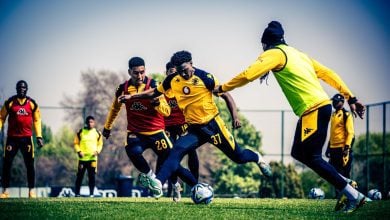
[157,68,219,124]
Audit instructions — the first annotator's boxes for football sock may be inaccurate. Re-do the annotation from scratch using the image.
[147,170,156,178]
[256,152,266,164]
[341,184,359,200]
[338,174,347,181]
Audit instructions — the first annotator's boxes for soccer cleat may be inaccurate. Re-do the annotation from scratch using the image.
[334,194,348,211]
[0,192,9,199]
[343,193,366,213]
[334,179,359,211]
[138,173,163,198]
[172,183,183,202]
[29,191,37,198]
[258,162,272,178]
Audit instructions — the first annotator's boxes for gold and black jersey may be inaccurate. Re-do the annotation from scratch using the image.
[329,109,354,148]
[157,68,219,125]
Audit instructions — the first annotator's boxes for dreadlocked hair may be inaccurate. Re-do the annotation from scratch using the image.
[170,50,192,66]
[259,72,270,85]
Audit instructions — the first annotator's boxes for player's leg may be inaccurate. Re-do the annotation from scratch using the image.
[75,161,87,196]
[290,104,366,213]
[329,148,344,175]
[344,150,353,179]
[187,150,199,180]
[20,137,36,198]
[1,137,19,198]
[86,161,97,197]
[155,132,200,184]
[206,116,272,177]
[141,132,200,197]
[125,133,151,174]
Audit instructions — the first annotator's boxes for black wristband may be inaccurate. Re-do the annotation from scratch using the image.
[348,97,357,105]
[218,86,224,93]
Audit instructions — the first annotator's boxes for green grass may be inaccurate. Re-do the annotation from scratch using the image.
[0,197,389,219]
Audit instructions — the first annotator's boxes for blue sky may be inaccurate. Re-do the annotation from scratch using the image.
[1,0,389,158]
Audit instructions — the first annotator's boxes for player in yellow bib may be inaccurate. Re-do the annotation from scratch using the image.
[74,116,103,197]
[215,21,366,213]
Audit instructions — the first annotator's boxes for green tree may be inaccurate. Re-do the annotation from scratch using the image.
[352,132,390,193]
[36,126,77,186]
[262,162,305,198]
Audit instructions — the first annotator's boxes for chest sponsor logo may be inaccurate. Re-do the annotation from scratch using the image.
[130,102,147,111]
[192,78,199,85]
[17,108,29,116]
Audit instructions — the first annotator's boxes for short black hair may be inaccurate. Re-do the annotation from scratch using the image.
[85,115,95,123]
[166,61,175,71]
[128,57,145,69]
[170,51,192,67]
[16,80,28,89]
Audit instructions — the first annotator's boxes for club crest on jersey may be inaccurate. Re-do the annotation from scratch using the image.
[17,108,29,116]
[183,86,191,95]
[130,102,147,111]
[6,145,13,151]
[192,78,199,85]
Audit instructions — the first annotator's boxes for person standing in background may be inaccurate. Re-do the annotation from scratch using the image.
[74,116,103,197]
[0,80,44,198]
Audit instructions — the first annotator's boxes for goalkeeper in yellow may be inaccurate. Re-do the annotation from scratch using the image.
[74,116,103,197]
[215,21,366,213]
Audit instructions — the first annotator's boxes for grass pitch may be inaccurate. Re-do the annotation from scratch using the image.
[0,197,389,219]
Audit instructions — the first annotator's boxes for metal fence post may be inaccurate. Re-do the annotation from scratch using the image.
[365,106,370,193]
[383,103,387,193]
[281,110,285,198]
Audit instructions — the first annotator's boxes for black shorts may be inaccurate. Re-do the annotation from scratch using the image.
[4,136,34,160]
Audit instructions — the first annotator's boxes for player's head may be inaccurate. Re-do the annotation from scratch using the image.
[128,57,146,86]
[165,61,176,76]
[261,21,286,51]
[16,80,28,98]
[170,50,193,80]
[85,115,95,129]
[331,93,345,110]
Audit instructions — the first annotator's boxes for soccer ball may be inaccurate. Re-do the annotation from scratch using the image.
[309,188,325,199]
[191,183,214,204]
[368,189,382,200]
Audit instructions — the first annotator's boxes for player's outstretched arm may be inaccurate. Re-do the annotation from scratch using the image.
[118,88,162,103]
[219,92,241,129]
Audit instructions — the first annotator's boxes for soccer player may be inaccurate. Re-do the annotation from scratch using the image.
[164,62,242,201]
[102,57,196,196]
[326,94,355,179]
[121,51,272,198]
[0,80,44,198]
[164,62,199,201]
[214,21,366,213]
[74,116,103,197]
